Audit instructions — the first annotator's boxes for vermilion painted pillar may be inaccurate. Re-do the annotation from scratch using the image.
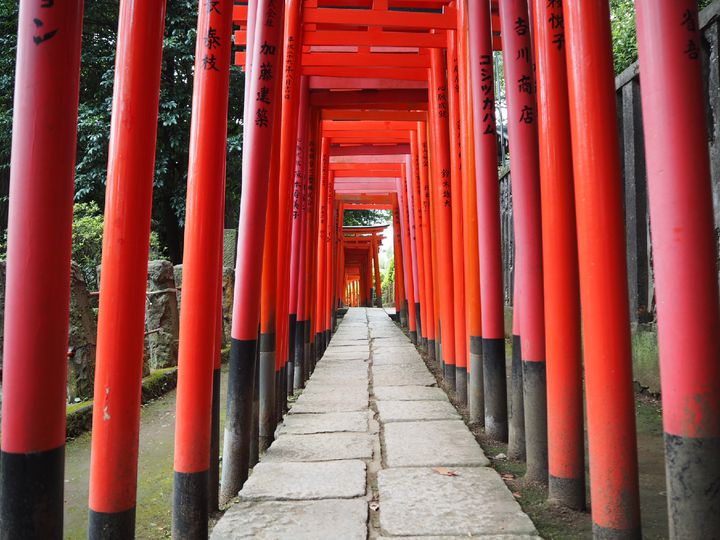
[429,47,456,386]
[88,0,167,534]
[417,124,437,360]
[221,0,284,505]
[468,0,507,440]
[565,1,641,536]
[303,118,319,378]
[459,4,484,419]
[314,138,330,355]
[398,172,417,340]
[499,0,547,484]
[448,30,468,402]
[392,199,407,326]
[403,159,420,342]
[258,94,281,454]
[0,2,83,536]
[531,0,585,509]
[290,78,309,392]
[409,136,426,335]
[635,3,720,536]
[172,0,233,535]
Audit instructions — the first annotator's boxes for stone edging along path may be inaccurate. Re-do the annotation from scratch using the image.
[212,307,540,539]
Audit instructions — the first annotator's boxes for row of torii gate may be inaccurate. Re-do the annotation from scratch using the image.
[0,0,716,539]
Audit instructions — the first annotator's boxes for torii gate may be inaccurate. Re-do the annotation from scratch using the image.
[1,0,717,539]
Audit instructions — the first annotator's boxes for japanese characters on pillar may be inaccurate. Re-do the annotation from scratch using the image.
[222,0,284,506]
[0,1,84,536]
[172,0,233,535]
[499,0,547,485]
[531,0,585,511]
[635,1,720,537]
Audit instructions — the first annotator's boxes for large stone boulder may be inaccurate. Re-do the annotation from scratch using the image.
[145,260,179,369]
[174,264,183,311]
[222,266,235,347]
[67,262,97,402]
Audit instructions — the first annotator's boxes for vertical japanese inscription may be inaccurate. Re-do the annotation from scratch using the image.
[32,0,57,46]
[202,0,223,72]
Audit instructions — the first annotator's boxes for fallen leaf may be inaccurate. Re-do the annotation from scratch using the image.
[501,473,516,480]
[369,502,379,511]
[432,467,458,476]
[512,492,521,498]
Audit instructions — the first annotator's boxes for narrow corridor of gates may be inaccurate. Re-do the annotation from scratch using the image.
[1,0,719,539]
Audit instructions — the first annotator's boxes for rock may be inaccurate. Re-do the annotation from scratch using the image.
[67,262,97,402]
[145,260,179,369]
[222,266,234,347]
[173,264,183,310]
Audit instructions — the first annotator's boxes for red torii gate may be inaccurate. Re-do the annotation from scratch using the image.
[0,0,717,539]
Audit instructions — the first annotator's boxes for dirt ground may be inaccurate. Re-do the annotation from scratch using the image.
[60,332,669,539]
[63,368,229,540]
[419,338,669,540]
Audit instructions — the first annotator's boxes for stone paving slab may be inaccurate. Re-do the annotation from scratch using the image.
[376,400,460,423]
[378,467,537,537]
[374,385,449,402]
[239,460,367,500]
[383,420,489,467]
[372,365,437,387]
[372,355,425,366]
[298,383,368,398]
[211,499,368,540]
[278,411,369,435]
[289,395,368,414]
[378,537,542,539]
[264,432,373,462]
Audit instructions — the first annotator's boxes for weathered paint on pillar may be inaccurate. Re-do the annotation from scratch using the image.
[636,2,720,537]
[0,1,84,536]
[172,0,233,535]
[565,1,642,536]
[88,0,168,534]
[221,0,284,505]
[531,0,585,510]
[499,0,547,485]
[468,0,507,441]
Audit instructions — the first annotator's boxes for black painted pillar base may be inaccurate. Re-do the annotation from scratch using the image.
[0,446,65,539]
[483,338,508,442]
[258,333,276,454]
[549,475,585,511]
[287,314,297,395]
[294,320,306,391]
[468,336,483,424]
[665,434,720,538]
[208,367,221,513]
[591,524,642,540]
[508,335,526,460]
[414,303,422,343]
[172,470,208,539]
[522,360,548,485]
[88,507,136,540]
[455,366,467,406]
[427,339,436,361]
[220,338,257,505]
[409,330,417,344]
[443,362,456,393]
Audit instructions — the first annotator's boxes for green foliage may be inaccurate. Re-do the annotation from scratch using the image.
[72,202,164,290]
[0,0,245,263]
[343,209,392,227]
[611,0,714,74]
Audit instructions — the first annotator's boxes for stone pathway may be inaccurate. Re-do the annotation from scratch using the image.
[212,307,539,539]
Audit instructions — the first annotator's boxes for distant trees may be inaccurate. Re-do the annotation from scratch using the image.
[0,0,245,263]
